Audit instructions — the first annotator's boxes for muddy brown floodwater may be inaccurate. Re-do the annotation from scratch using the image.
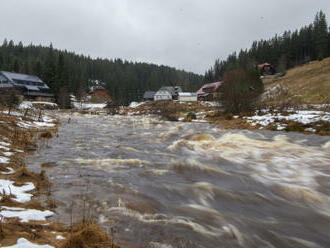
[27,113,330,248]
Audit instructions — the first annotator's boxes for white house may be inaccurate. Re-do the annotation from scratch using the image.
[178,92,197,102]
[154,87,175,101]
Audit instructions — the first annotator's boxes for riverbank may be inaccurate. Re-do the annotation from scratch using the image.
[0,107,119,247]
[122,101,330,136]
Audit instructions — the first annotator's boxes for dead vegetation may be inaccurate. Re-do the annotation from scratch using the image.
[60,223,119,248]
[263,57,330,105]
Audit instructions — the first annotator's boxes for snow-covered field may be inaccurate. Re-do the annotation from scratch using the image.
[244,109,330,132]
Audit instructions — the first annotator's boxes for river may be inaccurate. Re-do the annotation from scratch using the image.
[27,113,330,248]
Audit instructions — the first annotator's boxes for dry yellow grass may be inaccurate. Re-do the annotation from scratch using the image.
[263,58,330,104]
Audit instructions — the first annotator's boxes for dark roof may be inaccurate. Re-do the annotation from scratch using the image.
[143,91,156,99]
[1,71,43,83]
[0,71,49,89]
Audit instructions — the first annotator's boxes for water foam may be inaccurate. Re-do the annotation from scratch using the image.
[170,133,330,188]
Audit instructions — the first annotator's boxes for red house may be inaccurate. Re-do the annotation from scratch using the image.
[197,81,222,101]
[258,63,276,76]
[88,86,110,103]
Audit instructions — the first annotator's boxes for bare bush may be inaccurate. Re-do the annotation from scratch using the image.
[220,69,264,114]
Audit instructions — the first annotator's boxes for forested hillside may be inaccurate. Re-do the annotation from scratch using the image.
[0,41,203,104]
[205,11,330,82]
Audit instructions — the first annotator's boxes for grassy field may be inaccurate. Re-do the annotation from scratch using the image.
[263,57,330,104]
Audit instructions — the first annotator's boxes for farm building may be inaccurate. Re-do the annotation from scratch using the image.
[0,71,54,101]
[197,81,222,101]
[87,86,110,103]
[178,92,197,102]
[143,91,156,101]
[258,63,276,76]
[154,86,182,101]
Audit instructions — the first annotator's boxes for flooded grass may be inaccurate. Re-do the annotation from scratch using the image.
[0,108,120,247]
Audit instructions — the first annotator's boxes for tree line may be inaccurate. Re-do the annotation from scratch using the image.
[205,11,330,82]
[0,41,203,106]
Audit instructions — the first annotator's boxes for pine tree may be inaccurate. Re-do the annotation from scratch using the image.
[43,44,56,90]
[313,11,328,60]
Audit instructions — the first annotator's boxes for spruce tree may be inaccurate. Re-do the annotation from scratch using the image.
[313,11,328,60]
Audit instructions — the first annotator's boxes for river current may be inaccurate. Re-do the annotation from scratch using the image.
[27,113,330,248]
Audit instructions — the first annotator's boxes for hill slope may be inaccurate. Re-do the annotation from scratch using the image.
[263,57,330,104]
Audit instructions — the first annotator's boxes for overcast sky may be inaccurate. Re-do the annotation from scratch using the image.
[1,0,330,74]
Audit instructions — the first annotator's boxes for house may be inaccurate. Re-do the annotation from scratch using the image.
[258,63,276,76]
[0,71,54,101]
[87,86,110,103]
[178,92,197,102]
[197,81,222,101]
[154,86,182,101]
[143,91,155,101]
[154,87,173,101]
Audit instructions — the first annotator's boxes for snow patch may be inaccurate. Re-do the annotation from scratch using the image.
[0,156,10,164]
[2,238,54,248]
[244,109,330,131]
[0,206,53,223]
[1,167,15,175]
[72,102,107,110]
[0,180,35,203]
[56,235,65,240]
[129,102,145,108]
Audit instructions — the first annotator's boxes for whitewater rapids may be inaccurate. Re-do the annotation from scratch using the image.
[27,114,330,248]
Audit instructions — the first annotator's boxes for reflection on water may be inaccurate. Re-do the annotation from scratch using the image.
[27,113,330,248]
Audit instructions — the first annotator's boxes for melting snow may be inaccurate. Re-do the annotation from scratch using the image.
[0,141,11,147]
[17,121,55,129]
[244,109,330,130]
[0,180,35,203]
[72,102,107,110]
[0,156,10,164]
[129,102,145,108]
[2,238,54,248]
[3,152,14,156]
[0,206,53,223]
[1,167,15,175]
[56,235,65,240]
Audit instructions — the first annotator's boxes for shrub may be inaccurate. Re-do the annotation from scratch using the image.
[220,68,263,114]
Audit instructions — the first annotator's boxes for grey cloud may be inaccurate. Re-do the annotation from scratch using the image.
[1,0,330,74]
